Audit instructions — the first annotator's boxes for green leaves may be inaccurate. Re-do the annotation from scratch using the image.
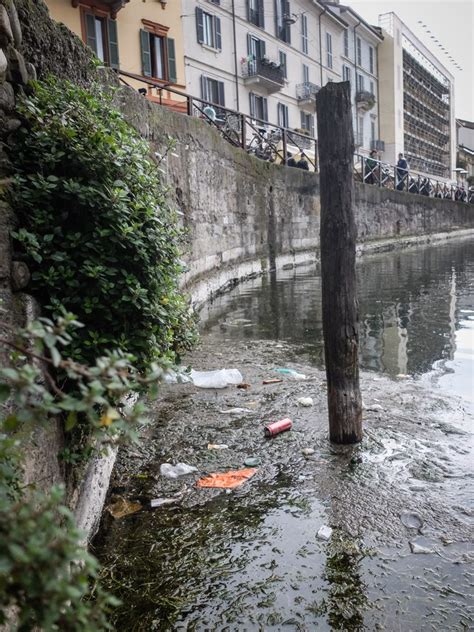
[8,77,198,372]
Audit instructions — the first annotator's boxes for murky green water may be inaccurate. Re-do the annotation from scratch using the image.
[94,239,474,631]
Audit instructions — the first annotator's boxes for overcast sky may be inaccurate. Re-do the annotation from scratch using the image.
[346,0,474,121]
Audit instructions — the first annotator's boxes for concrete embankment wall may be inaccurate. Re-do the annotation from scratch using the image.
[2,0,473,541]
[116,90,474,306]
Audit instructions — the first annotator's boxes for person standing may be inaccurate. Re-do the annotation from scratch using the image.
[364,149,378,185]
[396,153,409,191]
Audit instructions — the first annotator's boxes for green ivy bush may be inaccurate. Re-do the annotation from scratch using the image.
[7,77,197,371]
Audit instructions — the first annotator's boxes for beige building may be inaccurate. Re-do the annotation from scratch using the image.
[46,0,186,111]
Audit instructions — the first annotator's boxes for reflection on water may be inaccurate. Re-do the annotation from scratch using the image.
[202,239,474,391]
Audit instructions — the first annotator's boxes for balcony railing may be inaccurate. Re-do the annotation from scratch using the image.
[241,58,285,93]
[356,90,376,111]
[296,82,321,103]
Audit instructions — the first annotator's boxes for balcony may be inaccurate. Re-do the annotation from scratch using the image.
[356,90,376,112]
[296,82,320,106]
[241,58,285,93]
[72,0,129,17]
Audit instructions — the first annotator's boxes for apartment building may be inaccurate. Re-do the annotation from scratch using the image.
[45,0,187,111]
[181,0,347,138]
[322,3,383,156]
[456,119,474,184]
[378,12,456,181]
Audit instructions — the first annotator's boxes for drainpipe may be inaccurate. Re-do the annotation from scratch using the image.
[231,0,240,111]
[318,6,328,87]
[353,20,361,147]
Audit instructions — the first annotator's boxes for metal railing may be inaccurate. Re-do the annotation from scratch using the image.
[119,69,317,171]
[296,82,320,101]
[354,153,474,204]
[117,70,473,200]
[241,58,285,86]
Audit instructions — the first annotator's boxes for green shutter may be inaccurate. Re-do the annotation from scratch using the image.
[107,18,119,69]
[85,13,97,54]
[167,38,177,83]
[140,29,152,77]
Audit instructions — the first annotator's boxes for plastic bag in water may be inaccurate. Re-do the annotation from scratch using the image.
[190,369,243,389]
[160,463,197,479]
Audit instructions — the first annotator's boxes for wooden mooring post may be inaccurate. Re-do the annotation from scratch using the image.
[316,81,362,444]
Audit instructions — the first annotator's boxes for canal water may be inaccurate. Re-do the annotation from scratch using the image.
[94,238,474,631]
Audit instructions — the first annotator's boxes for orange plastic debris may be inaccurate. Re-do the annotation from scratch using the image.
[262,378,283,385]
[196,468,257,489]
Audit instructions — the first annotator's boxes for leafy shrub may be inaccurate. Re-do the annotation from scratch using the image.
[0,312,167,629]
[7,77,197,371]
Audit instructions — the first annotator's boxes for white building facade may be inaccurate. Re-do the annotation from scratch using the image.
[324,3,383,156]
[181,0,348,140]
[377,12,456,181]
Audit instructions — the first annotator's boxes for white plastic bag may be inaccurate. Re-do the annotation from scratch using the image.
[160,462,197,479]
[190,369,243,389]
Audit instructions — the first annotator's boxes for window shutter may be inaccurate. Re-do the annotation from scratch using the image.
[85,13,97,54]
[107,18,119,69]
[246,0,250,22]
[201,75,208,101]
[262,97,268,121]
[258,0,264,28]
[310,115,314,137]
[218,81,225,106]
[167,38,177,83]
[140,29,152,77]
[249,92,255,118]
[247,33,252,55]
[215,17,222,50]
[300,110,305,128]
[196,7,204,44]
[259,39,266,58]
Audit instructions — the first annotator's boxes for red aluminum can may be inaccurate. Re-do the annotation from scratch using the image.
[264,417,293,437]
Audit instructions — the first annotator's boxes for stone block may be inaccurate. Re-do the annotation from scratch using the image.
[7,47,28,84]
[11,261,30,291]
[0,80,14,111]
[0,48,7,82]
[0,6,13,48]
[5,0,21,48]
[25,61,36,81]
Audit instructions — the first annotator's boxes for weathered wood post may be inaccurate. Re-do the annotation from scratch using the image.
[316,81,362,444]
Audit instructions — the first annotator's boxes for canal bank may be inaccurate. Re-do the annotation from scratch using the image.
[93,238,474,631]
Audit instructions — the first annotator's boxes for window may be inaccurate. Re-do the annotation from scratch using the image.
[343,64,351,82]
[275,0,291,44]
[201,75,225,106]
[300,111,314,136]
[302,63,309,83]
[196,7,222,50]
[247,0,264,29]
[140,22,176,82]
[326,32,333,69]
[370,80,374,95]
[344,30,349,57]
[356,37,362,66]
[278,102,289,128]
[250,92,268,121]
[301,14,308,54]
[83,10,119,68]
[279,50,287,78]
[371,120,376,141]
[369,46,374,73]
[247,34,266,60]
[357,73,364,92]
